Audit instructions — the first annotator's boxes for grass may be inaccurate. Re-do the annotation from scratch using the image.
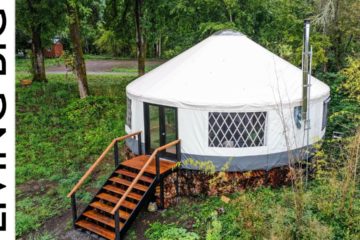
[83,54,133,60]
[111,65,160,73]
[84,54,166,61]
[146,182,359,239]
[16,58,63,73]
[16,56,162,76]
[16,72,135,237]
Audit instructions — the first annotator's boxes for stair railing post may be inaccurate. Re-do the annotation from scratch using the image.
[155,151,164,209]
[115,210,120,240]
[176,141,181,162]
[156,153,160,180]
[160,176,164,209]
[114,140,119,168]
[175,141,181,197]
[71,194,77,228]
[175,168,179,197]
[138,133,142,155]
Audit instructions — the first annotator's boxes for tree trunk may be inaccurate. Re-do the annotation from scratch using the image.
[27,0,46,82]
[333,0,342,70]
[67,1,90,98]
[135,0,146,76]
[158,36,161,58]
[31,26,46,82]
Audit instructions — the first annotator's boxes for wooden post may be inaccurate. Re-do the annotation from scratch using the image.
[176,168,179,197]
[115,210,120,240]
[160,177,164,209]
[71,194,77,227]
[114,140,119,167]
[138,133,142,155]
[156,154,160,180]
[176,141,181,162]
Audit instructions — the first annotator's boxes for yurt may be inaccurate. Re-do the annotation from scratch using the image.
[125,30,330,172]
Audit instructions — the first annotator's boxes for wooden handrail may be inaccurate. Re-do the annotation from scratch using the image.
[67,131,142,198]
[111,139,181,214]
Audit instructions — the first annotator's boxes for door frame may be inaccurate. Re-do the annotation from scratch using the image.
[143,102,178,159]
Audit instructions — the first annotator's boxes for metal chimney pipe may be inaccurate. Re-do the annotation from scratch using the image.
[302,19,312,185]
[302,19,311,120]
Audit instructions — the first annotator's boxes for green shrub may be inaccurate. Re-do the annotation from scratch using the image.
[145,222,200,240]
[205,212,222,240]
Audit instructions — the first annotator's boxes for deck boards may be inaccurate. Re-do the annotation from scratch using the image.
[76,220,115,240]
[120,155,177,175]
[75,154,177,240]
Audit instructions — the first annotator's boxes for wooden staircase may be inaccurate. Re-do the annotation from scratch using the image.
[67,132,181,240]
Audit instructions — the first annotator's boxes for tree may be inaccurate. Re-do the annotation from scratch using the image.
[314,0,360,71]
[16,0,65,82]
[29,13,46,82]
[134,0,146,76]
[66,0,90,98]
[25,0,46,82]
[17,1,44,82]
[77,0,105,54]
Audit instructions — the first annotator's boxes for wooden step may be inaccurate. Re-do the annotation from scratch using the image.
[116,169,154,183]
[96,192,137,210]
[121,155,177,175]
[76,219,115,240]
[103,185,143,201]
[90,201,130,220]
[83,210,122,229]
[109,177,149,192]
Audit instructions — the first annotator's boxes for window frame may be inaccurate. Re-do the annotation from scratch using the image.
[208,111,268,148]
[126,97,132,129]
[294,106,302,129]
[322,97,330,130]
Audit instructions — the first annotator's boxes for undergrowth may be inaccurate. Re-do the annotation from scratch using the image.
[16,73,134,236]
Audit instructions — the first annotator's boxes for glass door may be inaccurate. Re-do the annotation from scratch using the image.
[148,104,160,152]
[144,103,178,158]
[163,107,177,155]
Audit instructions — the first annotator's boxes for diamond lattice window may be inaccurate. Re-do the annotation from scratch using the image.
[126,97,132,128]
[208,112,267,148]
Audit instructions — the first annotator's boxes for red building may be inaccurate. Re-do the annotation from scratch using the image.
[44,40,63,58]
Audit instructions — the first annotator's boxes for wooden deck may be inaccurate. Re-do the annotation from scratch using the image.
[68,133,181,240]
[121,155,177,175]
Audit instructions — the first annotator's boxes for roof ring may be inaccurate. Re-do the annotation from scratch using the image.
[212,29,244,36]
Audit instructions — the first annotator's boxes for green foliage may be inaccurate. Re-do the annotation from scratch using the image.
[111,65,159,73]
[205,212,222,240]
[316,70,360,137]
[16,58,62,73]
[16,0,360,71]
[341,57,360,102]
[16,195,65,237]
[16,73,134,236]
[145,222,200,240]
[199,22,236,37]
[16,0,66,48]
[313,0,360,70]
[182,158,216,174]
[28,232,56,240]
[155,180,358,239]
[95,29,133,56]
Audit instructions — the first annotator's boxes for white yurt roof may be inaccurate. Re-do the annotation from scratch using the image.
[127,30,330,110]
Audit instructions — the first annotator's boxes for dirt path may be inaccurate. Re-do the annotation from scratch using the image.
[47,59,165,73]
